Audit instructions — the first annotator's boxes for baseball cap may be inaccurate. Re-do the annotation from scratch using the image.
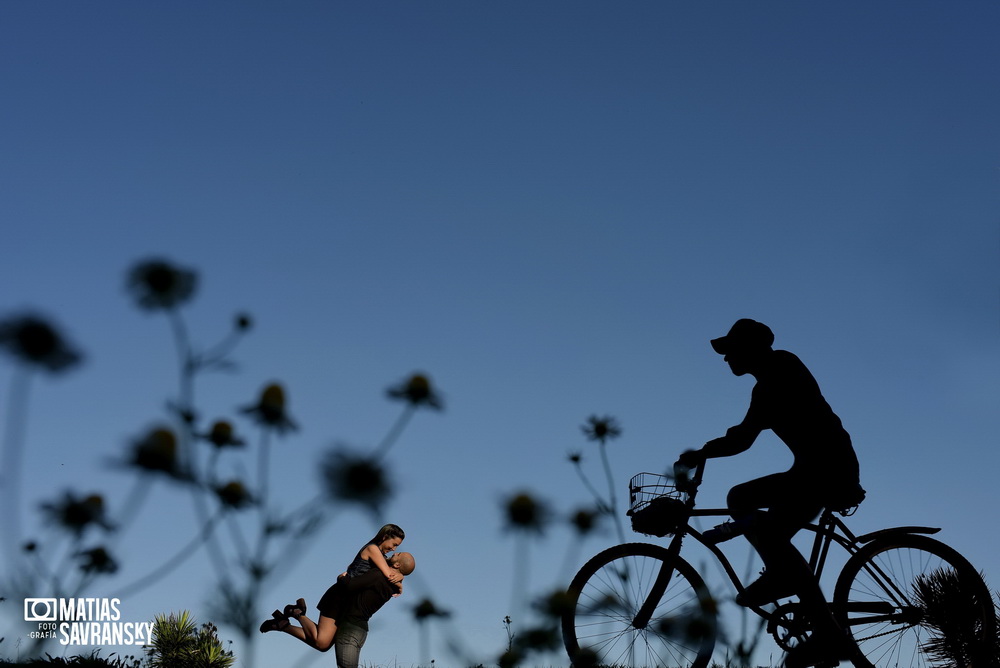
[710,319,774,355]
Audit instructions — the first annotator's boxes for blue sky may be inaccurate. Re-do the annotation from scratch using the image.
[2,2,998,666]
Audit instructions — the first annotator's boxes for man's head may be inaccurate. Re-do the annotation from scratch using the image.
[711,319,774,377]
[389,552,415,576]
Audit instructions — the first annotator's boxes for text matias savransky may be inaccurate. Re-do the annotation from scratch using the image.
[24,597,154,646]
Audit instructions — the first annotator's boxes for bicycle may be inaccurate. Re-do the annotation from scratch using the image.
[561,460,996,668]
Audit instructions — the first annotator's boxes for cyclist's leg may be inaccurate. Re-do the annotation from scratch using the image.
[727,472,821,604]
[744,480,854,663]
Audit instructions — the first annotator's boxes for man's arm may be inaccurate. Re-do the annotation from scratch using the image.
[703,423,761,458]
[679,395,764,466]
[342,569,388,593]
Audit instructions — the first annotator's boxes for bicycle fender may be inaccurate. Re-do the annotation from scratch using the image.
[856,525,941,543]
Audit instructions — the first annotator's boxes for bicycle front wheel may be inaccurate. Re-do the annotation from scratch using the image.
[562,542,716,668]
[833,534,996,668]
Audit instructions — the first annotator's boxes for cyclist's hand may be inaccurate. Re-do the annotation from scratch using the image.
[676,449,705,469]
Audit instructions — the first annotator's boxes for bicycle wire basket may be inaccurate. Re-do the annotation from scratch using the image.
[627,472,687,537]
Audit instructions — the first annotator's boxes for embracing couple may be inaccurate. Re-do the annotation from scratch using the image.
[261,524,414,668]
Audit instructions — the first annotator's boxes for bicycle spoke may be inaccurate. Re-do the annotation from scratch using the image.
[834,535,994,668]
[563,543,716,668]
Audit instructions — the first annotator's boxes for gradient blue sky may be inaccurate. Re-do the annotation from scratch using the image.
[2,2,998,666]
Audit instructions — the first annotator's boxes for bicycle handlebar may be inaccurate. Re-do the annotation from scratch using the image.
[672,457,706,497]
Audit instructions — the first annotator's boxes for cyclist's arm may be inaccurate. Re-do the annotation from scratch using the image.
[682,405,763,465]
[702,423,760,458]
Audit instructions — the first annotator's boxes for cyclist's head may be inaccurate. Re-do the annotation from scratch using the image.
[711,319,774,355]
[712,319,773,377]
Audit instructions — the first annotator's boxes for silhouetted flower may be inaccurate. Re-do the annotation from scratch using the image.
[514,625,560,652]
[40,492,111,537]
[581,415,622,445]
[657,610,715,643]
[234,312,253,331]
[240,383,297,433]
[0,313,82,373]
[386,373,443,410]
[569,507,601,535]
[126,258,197,310]
[567,451,582,464]
[412,598,451,621]
[23,541,37,553]
[77,546,118,574]
[215,480,253,509]
[503,492,550,534]
[534,590,576,620]
[568,647,599,668]
[498,648,523,668]
[201,420,245,449]
[127,427,182,478]
[321,448,392,512]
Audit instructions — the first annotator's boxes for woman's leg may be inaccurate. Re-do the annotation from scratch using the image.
[295,614,338,651]
[277,616,336,651]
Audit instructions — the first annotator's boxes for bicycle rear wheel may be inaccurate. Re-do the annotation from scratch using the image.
[833,534,996,668]
[562,542,716,668]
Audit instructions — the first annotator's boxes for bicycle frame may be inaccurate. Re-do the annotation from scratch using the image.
[631,460,942,630]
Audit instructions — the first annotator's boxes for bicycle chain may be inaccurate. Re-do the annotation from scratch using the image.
[852,623,917,644]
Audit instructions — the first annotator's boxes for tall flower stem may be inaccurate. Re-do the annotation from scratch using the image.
[1,367,32,568]
[256,429,272,518]
[373,404,416,461]
[570,461,609,514]
[598,442,626,543]
[510,533,532,618]
[112,508,225,598]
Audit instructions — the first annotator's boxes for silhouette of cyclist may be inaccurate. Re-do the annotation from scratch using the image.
[677,319,863,667]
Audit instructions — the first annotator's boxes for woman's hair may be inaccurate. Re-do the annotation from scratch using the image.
[372,523,405,545]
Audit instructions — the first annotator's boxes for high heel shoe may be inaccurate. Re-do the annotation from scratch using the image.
[259,610,289,633]
[283,597,307,618]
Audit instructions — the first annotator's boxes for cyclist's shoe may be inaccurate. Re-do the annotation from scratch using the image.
[702,520,745,544]
[735,571,798,607]
[783,631,854,668]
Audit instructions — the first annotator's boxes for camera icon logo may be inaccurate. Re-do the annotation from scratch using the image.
[24,598,58,622]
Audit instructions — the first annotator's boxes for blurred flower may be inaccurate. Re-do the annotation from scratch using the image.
[321,448,392,512]
[125,258,197,310]
[569,507,601,535]
[567,451,582,464]
[581,415,622,445]
[201,420,245,449]
[514,625,560,652]
[656,608,716,643]
[534,590,576,620]
[215,480,253,510]
[234,312,253,331]
[0,313,82,373]
[23,541,38,553]
[412,598,451,622]
[503,492,550,535]
[498,648,523,668]
[40,492,112,537]
[240,383,297,433]
[127,427,183,478]
[77,546,118,574]
[568,647,599,668]
[386,373,443,410]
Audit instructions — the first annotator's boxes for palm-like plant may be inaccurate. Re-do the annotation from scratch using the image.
[912,568,999,667]
[146,611,234,668]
